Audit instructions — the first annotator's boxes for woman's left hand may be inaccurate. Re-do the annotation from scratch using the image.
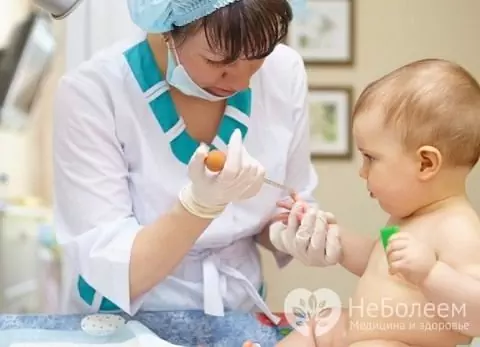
[269,200,342,267]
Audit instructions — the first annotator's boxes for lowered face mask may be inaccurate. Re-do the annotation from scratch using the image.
[165,45,237,101]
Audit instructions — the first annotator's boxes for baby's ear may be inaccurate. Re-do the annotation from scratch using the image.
[416,145,442,180]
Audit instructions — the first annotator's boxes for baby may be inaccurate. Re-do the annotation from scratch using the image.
[275,59,480,347]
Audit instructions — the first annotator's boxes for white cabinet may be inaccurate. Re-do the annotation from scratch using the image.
[0,205,52,313]
[64,0,142,71]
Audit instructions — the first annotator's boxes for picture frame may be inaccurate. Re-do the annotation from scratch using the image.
[287,0,354,65]
[308,86,353,159]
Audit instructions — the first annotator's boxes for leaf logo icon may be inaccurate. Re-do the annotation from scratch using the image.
[284,288,342,337]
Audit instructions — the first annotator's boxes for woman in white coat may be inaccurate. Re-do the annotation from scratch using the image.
[52,0,342,323]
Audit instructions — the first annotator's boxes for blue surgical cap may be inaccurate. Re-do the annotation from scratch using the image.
[128,0,241,33]
[127,0,307,33]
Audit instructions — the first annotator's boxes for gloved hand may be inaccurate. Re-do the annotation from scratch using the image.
[269,202,342,266]
[179,129,265,218]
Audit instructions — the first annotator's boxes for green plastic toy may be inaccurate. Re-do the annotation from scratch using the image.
[380,225,400,250]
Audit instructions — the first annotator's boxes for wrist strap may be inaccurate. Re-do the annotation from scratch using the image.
[178,184,226,219]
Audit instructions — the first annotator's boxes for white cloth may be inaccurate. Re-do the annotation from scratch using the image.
[52,33,318,319]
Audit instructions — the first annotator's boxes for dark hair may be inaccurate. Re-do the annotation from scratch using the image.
[171,0,292,64]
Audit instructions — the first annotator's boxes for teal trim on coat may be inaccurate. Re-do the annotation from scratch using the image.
[124,40,252,165]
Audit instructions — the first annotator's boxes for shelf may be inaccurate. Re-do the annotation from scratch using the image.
[0,203,51,219]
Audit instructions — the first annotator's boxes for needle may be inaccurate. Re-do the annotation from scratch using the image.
[263,178,296,197]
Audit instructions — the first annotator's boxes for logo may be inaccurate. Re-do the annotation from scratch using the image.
[284,288,342,337]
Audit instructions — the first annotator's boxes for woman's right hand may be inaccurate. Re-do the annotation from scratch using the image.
[179,129,265,218]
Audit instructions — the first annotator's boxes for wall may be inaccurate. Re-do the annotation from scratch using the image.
[24,0,480,310]
[32,21,66,203]
[261,0,480,310]
[64,0,141,71]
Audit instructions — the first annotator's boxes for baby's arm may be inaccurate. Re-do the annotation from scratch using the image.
[338,217,399,276]
[419,218,480,337]
[338,227,376,277]
[274,198,377,276]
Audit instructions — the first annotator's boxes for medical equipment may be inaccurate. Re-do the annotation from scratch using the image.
[32,0,85,19]
[380,225,400,250]
[205,150,297,197]
[0,12,56,131]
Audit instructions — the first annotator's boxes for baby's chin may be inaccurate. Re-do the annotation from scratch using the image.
[369,190,414,218]
[378,201,412,220]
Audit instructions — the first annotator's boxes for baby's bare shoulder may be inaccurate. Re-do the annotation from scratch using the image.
[435,208,480,277]
[436,207,480,242]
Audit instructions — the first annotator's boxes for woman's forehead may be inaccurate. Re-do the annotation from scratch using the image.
[171,0,291,63]
[177,30,248,62]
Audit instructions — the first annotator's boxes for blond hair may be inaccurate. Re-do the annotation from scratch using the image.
[353,59,480,167]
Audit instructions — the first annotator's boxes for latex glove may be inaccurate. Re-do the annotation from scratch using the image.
[386,232,437,284]
[179,129,265,218]
[269,202,342,266]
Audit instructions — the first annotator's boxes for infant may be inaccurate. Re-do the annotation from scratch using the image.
[276,59,480,347]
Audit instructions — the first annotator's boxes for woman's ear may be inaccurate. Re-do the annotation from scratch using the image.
[416,145,442,180]
[162,33,171,45]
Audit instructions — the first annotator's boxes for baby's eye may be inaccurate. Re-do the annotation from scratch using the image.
[363,153,375,161]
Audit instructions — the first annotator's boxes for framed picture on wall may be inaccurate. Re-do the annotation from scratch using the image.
[287,0,354,65]
[308,86,353,159]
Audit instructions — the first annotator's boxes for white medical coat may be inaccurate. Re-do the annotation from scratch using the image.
[52,32,318,321]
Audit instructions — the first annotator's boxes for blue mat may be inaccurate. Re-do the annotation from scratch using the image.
[0,311,283,347]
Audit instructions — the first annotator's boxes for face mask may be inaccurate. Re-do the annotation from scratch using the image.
[165,44,237,101]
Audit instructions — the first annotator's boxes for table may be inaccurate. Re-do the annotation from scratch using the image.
[0,310,293,346]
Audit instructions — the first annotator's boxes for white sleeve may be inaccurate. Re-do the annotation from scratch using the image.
[53,74,144,315]
[285,54,319,206]
[272,53,320,268]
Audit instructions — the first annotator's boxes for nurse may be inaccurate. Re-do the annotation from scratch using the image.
[52,0,340,323]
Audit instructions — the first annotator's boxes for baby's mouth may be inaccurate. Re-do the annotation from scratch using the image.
[369,191,375,198]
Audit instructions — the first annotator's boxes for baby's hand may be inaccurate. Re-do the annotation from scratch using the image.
[274,195,308,224]
[269,199,342,267]
[386,232,437,284]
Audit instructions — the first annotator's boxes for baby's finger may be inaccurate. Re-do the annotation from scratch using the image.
[271,212,290,224]
[277,197,307,211]
[388,260,404,275]
[386,238,408,254]
[290,192,301,201]
[388,231,410,242]
[276,200,295,210]
[386,249,403,263]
